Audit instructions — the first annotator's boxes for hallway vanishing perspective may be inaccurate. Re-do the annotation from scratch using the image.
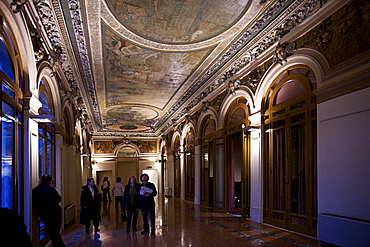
[61,197,319,247]
[1,1,370,246]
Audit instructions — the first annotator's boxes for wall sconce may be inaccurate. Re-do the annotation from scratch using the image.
[242,123,260,134]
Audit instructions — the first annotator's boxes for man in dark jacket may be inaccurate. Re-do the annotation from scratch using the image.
[32,174,65,247]
[138,173,157,235]
[80,178,102,234]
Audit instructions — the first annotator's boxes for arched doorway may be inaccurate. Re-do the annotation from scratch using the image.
[224,98,250,217]
[184,128,195,202]
[200,117,216,207]
[173,136,181,198]
[263,66,317,236]
[116,146,139,186]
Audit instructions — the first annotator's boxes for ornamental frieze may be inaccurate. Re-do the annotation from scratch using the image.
[240,60,273,93]
[296,0,370,67]
[94,140,157,154]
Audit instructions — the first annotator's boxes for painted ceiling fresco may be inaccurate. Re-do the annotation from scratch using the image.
[104,26,211,110]
[96,0,254,134]
[107,0,250,43]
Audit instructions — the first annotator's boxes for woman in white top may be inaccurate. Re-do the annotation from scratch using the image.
[112,177,124,214]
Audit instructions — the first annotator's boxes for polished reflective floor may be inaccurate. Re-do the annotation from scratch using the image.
[61,196,320,247]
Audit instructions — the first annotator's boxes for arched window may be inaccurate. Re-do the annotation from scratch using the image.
[263,66,317,236]
[60,110,72,145]
[203,120,215,137]
[117,146,137,157]
[225,98,249,133]
[0,16,23,212]
[0,37,15,81]
[274,80,305,105]
[38,79,55,179]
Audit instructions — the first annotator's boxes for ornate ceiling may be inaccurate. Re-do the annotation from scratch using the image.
[31,0,327,137]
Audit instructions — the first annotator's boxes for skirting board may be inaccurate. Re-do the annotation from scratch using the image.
[318,213,370,247]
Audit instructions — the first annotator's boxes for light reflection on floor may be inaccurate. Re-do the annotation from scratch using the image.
[61,196,320,247]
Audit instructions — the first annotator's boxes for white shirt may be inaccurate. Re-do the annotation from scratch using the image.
[112,183,124,197]
[88,185,94,199]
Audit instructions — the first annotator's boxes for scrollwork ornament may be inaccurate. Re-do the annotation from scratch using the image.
[122,138,130,144]
[272,42,296,65]
[202,101,210,113]
[228,80,240,95]
[10,0,28,13]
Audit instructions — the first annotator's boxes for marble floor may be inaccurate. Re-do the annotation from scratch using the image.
[61,196,320,247]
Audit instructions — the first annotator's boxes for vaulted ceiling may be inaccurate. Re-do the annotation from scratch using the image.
[42,0,309,137]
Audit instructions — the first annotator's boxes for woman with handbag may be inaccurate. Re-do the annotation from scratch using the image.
[122,176,141,233]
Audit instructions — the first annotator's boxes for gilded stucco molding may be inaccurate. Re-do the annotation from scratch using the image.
[32,0,95,133]
[10,0,28,13]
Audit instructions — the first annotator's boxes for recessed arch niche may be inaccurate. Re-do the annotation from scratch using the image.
[116,146,139,185]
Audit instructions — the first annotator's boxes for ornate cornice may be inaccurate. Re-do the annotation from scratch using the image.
[68,0,101,126]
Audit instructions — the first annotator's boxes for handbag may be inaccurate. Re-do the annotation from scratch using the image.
[121,211,127,222]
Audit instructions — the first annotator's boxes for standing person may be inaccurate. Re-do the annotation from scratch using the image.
[112,177,124,214]
[139,173,157,236]
[80,178,102,234]
[32,174,65,247]
[0,208,33,247]
[123,176,141,233]
[101,177,112,202]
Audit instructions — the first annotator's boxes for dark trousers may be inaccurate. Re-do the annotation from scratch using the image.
[84,219,99,232]
[126,205,139,231]
[102,189,110,202]
[114,196,123,213]
[141,207,155,232]
[42,217,65,247]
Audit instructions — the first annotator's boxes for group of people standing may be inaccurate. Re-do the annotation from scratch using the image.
[80,174,157,236]
[32,173,157,247]
[123,174,157,235]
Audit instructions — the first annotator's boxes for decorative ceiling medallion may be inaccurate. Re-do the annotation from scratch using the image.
[106,124,151,132]
[120,125,138,130]
[105,106,158,122]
